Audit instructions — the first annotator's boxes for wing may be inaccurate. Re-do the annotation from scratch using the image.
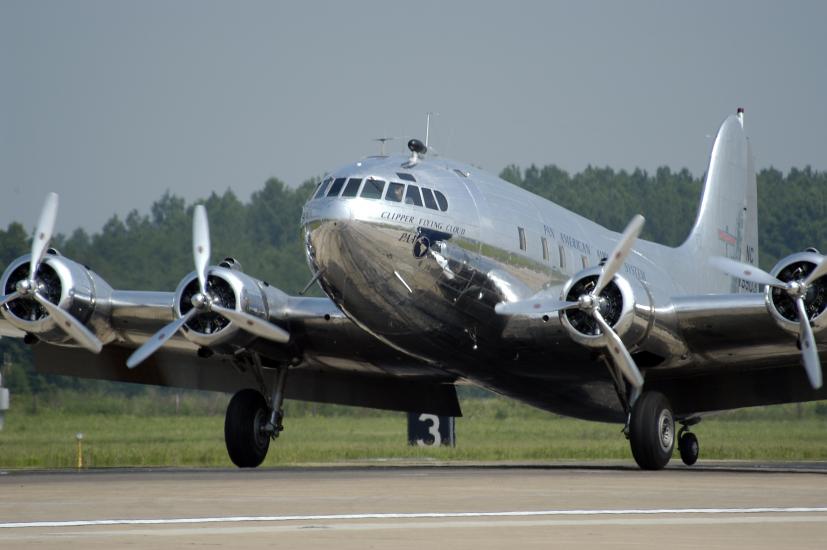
[494,270,827,419]
[649,292,827,415]
[491,212,827,420]
[0,199,459,416]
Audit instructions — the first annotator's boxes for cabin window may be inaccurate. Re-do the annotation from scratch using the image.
[385,182,405,203]
[360,178,385,199]
[558,245,566,269]
[434,190,449,211]
[341,178,362,197]
[314,177,332,199]
[327,177,346,197]
[518,227,526,251]
[397,173,416,182]
[541,237,549,261]
[405,185,423,206]
[421,188,439,210]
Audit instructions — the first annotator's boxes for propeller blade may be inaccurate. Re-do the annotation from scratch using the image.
[708,256,786,289]
[211,303,290,344]
[0,291,20,307]
[126,309,197,369]
[593,309,644,388]
[29,192,59,282]
[794,297,823,389]
[803,256,827,288]
[594,214,645,296]
[193,205,211,296]
[494,298,579,316]
[32,291,102,354]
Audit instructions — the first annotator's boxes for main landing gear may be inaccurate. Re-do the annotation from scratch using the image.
[627,390,700,470]
[224,366,288,468]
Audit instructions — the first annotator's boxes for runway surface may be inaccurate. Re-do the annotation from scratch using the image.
[2,462,827,549]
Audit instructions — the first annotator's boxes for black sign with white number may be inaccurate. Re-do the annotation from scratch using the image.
[407,413,455,447]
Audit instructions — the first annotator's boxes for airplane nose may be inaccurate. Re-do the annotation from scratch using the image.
[302,199,352,227]
[302,199,355,299]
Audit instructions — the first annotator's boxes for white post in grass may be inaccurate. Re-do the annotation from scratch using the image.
[0,373,9,431]
[76,432,84,469]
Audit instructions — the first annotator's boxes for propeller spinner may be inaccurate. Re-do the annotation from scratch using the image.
[0,193,103,353]
[126,205,290,369]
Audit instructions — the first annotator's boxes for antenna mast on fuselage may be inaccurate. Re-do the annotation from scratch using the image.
[372,137,397,156]
[425,111,438,148]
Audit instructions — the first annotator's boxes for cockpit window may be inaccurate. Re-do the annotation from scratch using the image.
[421,188,438,210]
[314,177,332,199]
[434,190,448,211]
[341,178,362,197]
[385,182,405,203]
[327,177,346,197]
[397,172,416,182]
[360,178,385,199]
[404,185,423,206]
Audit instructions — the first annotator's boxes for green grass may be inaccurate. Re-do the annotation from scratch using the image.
[1,392,826,469]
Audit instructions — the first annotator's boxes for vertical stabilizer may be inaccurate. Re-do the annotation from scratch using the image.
[679,112,759,293]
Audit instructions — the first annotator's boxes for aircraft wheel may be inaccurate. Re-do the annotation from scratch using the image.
[225,388,270,468]
[678,430,699,466]
[629,391,675,470]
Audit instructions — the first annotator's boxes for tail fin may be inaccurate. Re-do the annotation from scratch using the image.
[679,112,758,293]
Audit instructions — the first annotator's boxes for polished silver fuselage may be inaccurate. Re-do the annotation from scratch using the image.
[302,154,718,421]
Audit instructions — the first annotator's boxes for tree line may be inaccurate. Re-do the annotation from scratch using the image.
[1,165,826,396]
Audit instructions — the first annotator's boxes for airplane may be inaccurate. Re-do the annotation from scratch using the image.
[2,109,826,470]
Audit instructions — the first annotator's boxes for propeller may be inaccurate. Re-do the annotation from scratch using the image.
[709,255,825,389]
[0,193,103,354]
[126,205,290,369]
[496,215,646,389]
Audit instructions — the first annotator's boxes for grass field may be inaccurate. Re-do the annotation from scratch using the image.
[1,391,826,469]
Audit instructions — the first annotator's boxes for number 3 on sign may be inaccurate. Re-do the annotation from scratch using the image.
[416,414,442,446]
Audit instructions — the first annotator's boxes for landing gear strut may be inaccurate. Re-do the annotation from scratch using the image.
[224,365,288,468]
[628,391,675,470]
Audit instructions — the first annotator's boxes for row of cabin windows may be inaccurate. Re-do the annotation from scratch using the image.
[314,176,448,211]
[517,227,589,270]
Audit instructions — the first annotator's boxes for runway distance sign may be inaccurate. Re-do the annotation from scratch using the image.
[407,413,456,447]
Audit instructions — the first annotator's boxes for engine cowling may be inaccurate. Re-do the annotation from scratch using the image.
[559,266,653,349]
[172,262,288,350]
[0,252,114,345]
[765,250,827,334]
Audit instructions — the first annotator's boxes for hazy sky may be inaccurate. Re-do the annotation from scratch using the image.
[2,1,826,233]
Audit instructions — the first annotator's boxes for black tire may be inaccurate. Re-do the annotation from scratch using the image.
[629,391,675,470]
[678,431,699,466]
[225,389,270,468]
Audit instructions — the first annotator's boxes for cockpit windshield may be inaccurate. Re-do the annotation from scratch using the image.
[314,175,448,212]
[327,177,346,197]
[385,182,404,203]
[341,178,362,197]
[404,185,423,206]
[360,179,385,199]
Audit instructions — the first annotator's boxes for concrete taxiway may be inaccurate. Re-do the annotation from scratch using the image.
[1,462,826,549]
